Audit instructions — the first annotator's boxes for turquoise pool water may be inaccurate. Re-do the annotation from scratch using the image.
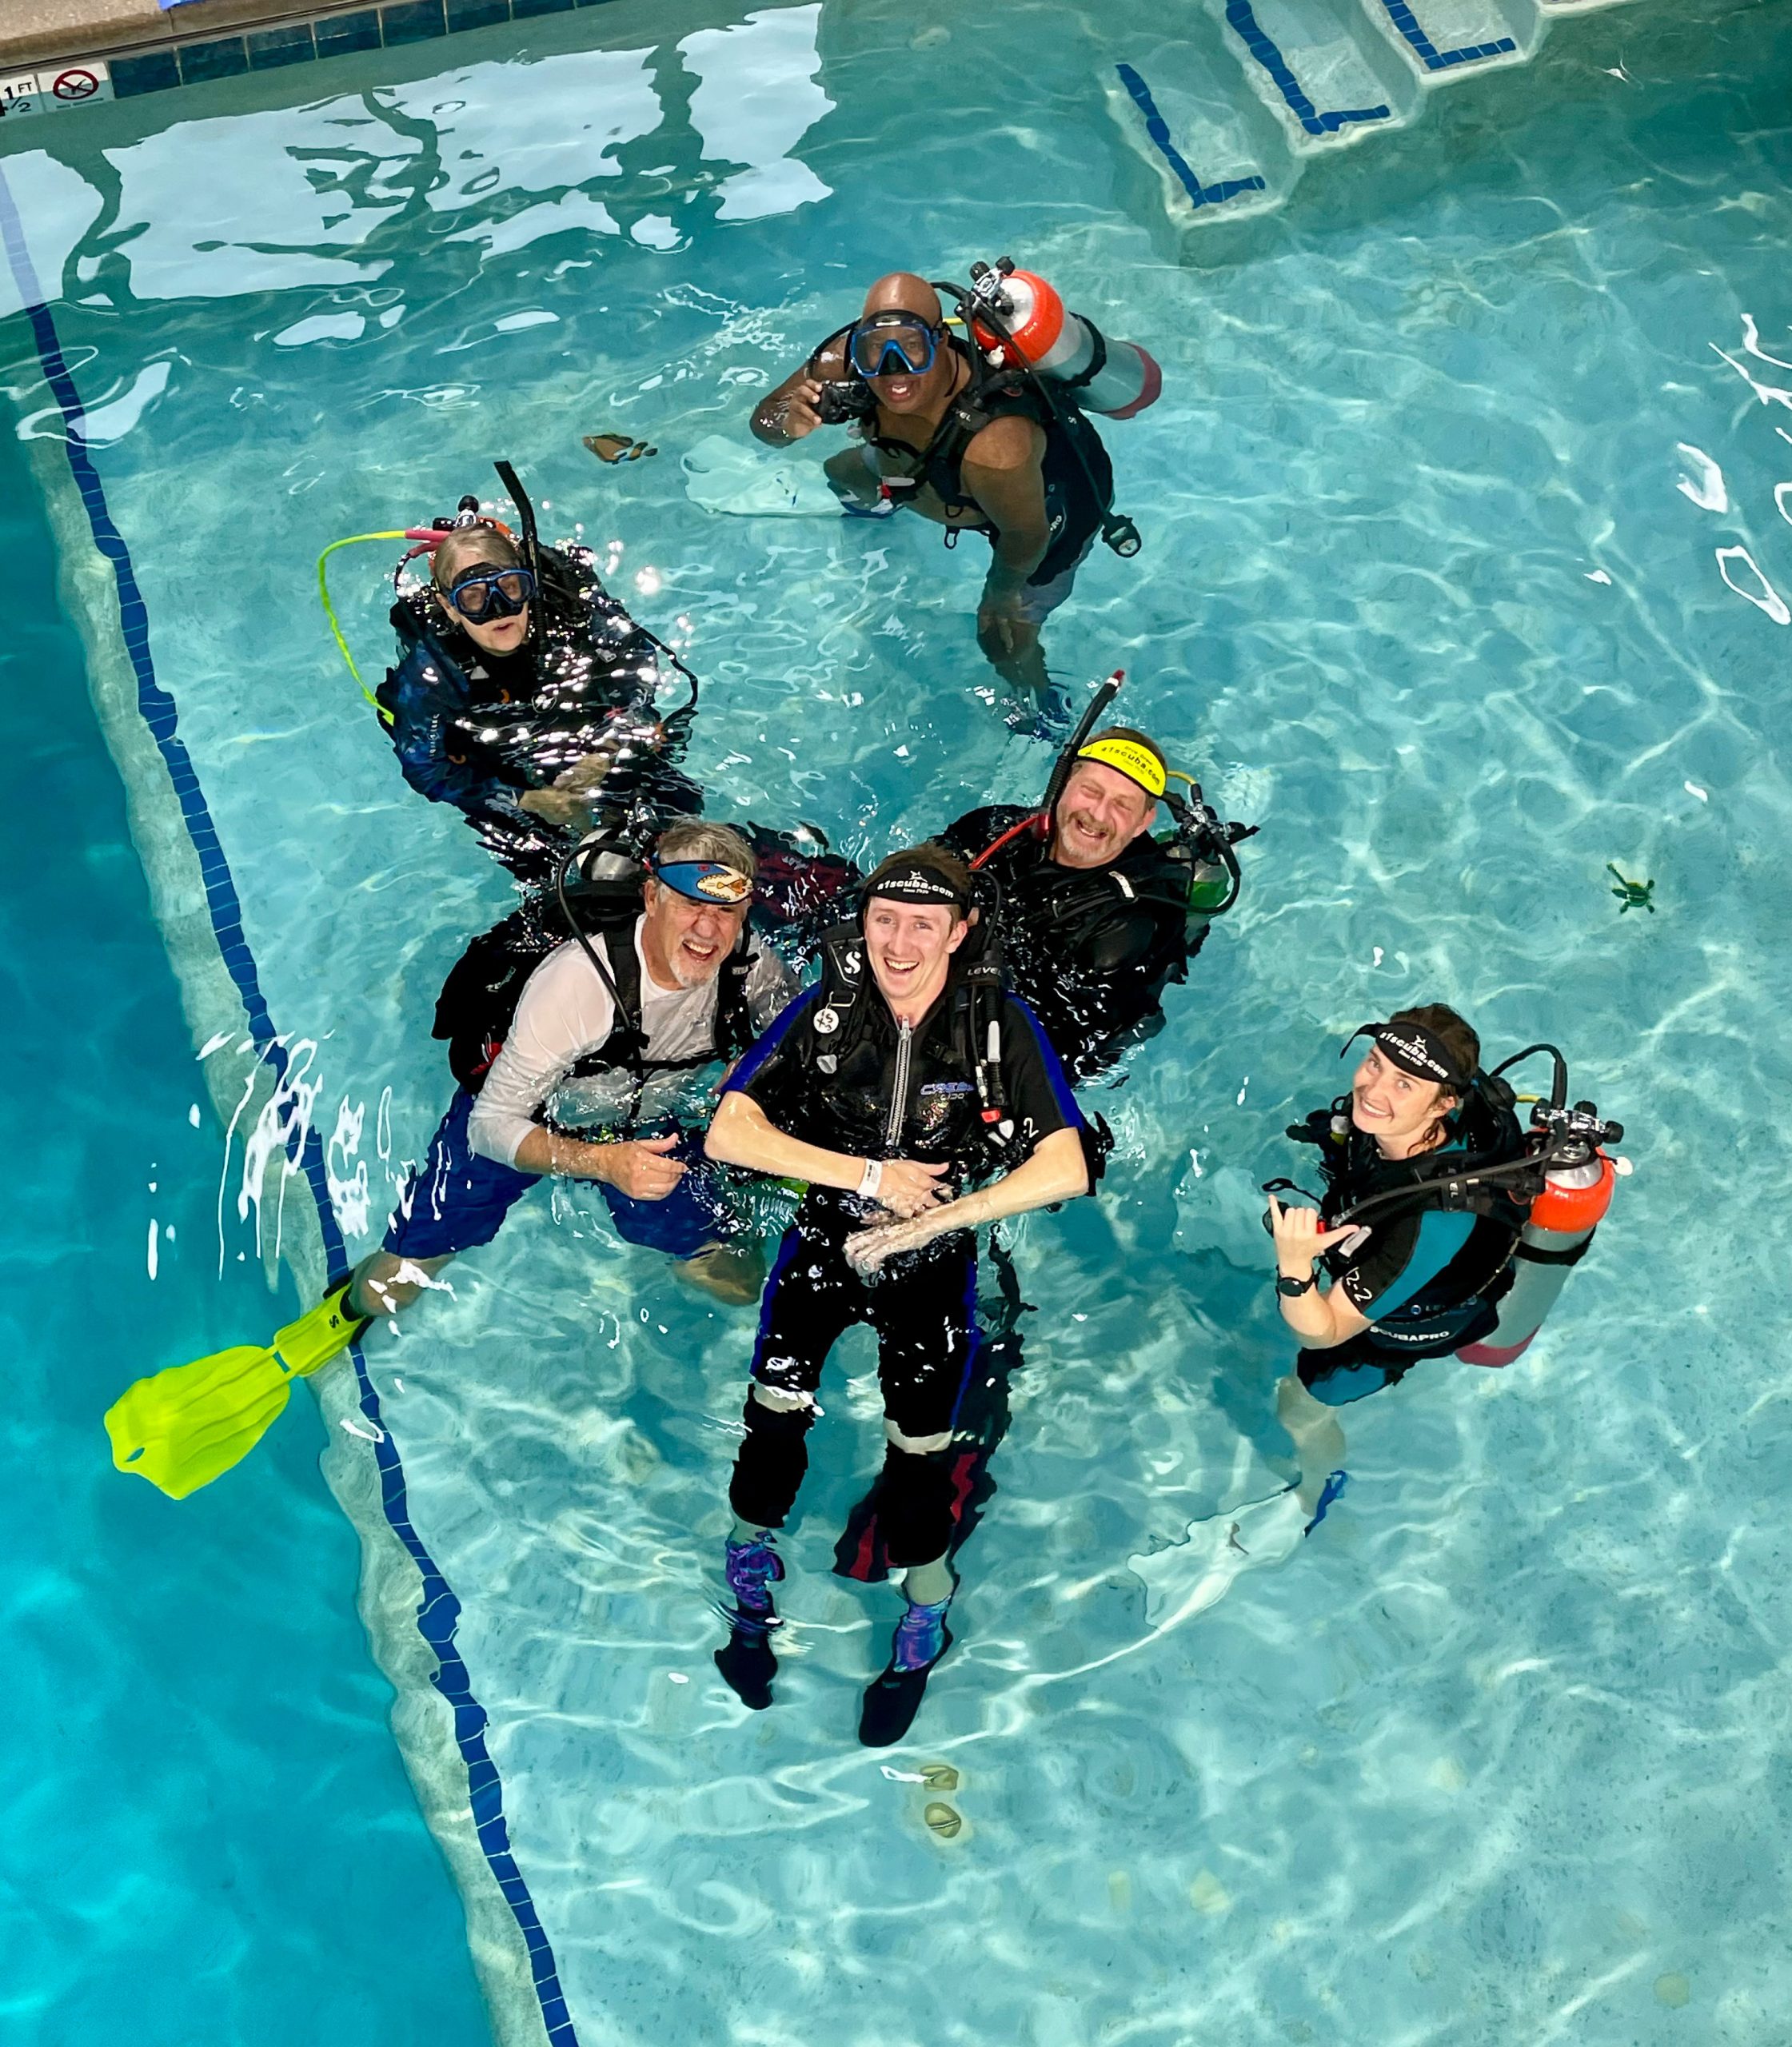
[4,0,1790,2040]
[0,429,490,2044]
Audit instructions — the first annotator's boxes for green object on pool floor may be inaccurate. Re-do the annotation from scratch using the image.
[1606,864,1656,914]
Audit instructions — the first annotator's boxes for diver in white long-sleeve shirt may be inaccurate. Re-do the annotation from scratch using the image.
[341,820,795,1324]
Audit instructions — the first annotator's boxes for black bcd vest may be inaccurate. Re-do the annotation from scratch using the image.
[433,880,755,1095]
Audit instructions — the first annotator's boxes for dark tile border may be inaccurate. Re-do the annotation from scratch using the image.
[246,22,319,69]
[0,158,585,2047]
[18,0,627,107]
[178,35,249,82]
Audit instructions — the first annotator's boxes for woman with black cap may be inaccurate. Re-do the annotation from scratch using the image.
[1267,1005,1523,1520]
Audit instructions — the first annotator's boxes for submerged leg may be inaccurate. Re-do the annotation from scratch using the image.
[1276,1371,1347,1522]
[716,1387,816,1711]
[860,1437,960,1748]
[346,1250,455,1322]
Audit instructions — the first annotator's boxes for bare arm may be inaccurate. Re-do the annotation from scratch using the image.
[1267,1194,1372,1349]
[750,337,848,447]
[509,1127,685,1200]
[704,1087,864,1190]
[962,416,1052,591]
[704,1090,949,1215]
[844,1125,1089,1272]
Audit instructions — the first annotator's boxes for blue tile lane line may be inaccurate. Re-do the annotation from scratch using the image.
[1224,1,1391,136]
[1375,0,1515,70]
[1115,63,1267,209]
[0,163,580,2047]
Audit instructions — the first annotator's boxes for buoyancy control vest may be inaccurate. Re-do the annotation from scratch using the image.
[785,916,1019,1168]
[1276,1083,1534,1338]
[862,337,1114,584]
[947,805,1211,1073]
[1271,1045,1625,1360]
[380,541,669,782]
[433,876,756,1099]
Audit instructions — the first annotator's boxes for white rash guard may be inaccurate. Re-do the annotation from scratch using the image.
[467,916,796,1167]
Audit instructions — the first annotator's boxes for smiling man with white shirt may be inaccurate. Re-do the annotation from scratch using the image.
[341,821,796,1324]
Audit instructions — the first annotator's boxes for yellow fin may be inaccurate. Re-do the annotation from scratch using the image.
[105,1346,293,1501]
[104,1283,365,1502]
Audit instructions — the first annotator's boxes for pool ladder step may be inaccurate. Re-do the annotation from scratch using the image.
[1110,0,1646,234]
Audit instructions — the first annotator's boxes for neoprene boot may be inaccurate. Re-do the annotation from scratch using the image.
[858,1594,954,1748]
[714,1532,784,1711]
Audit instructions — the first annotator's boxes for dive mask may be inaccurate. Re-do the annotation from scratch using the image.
[653,860,754,908]
[848,314,941,381]
[445,562,535,622]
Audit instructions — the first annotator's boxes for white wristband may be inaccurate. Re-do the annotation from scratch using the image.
[857,1159,884,1200]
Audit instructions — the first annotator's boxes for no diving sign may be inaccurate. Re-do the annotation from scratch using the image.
[50,66,108,103]
[0,61,114,118]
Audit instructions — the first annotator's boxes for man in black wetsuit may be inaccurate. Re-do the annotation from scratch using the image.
[703,846,1092,1744]
[749,272,1114,700]
[377,518,700,883]
[937,725,1215,1080]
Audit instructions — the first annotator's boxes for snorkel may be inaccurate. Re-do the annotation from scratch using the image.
[969,669,1125,873]
[317,464,703,722]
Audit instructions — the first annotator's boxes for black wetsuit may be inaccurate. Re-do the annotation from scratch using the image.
[721,960,1083,1566]
[866,337,1112,589]
[377,543,700,882]
[937,807,1195,1079]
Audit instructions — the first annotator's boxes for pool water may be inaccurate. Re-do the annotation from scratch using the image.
[0,429,490,2044]
[5,0,1791,2039]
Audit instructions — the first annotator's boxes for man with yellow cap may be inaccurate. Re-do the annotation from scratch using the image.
[936,725,1215,1079]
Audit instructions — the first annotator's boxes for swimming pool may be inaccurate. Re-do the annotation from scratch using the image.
[4,0,1790,2038]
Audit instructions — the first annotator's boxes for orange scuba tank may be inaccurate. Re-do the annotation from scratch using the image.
[1458,1151,1618,1369]
[968,260,1162,421]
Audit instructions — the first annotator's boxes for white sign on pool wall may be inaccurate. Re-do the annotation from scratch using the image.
[0,62,114,118]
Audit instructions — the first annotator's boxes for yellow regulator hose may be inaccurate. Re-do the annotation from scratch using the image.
[317,531,411,712]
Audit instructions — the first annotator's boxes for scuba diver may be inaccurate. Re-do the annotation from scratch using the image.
[369,462,702,884]
[936,673,1254,1081]
[102,824,800,1506]
[361,820,796,1319]
[1266,1007,1623,1522]
[749,265,1159,706]
[702,846,1094,1745]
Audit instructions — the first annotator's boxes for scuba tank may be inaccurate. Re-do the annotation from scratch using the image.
[1456,1091,1622,1368]
[965,258,1161,421]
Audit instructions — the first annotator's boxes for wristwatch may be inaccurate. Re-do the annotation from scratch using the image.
[1275,1272,1318,1298]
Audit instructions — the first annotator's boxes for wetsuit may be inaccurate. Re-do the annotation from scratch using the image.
[860,337,1112,614]
[936,807,1195,1079]
[377,543,700,881]
[381,914,792,1267]
[722,961,1083,1567]
[1298,1131,1519,1407]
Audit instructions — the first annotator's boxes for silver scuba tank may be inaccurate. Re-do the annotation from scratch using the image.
[1456,1153,1615,1368]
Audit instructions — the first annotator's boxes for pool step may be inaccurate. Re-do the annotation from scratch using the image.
[1112,0,1646,239]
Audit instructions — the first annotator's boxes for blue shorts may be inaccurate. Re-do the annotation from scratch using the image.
[595,1131,737,1259]
[381,1092,734,1264]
